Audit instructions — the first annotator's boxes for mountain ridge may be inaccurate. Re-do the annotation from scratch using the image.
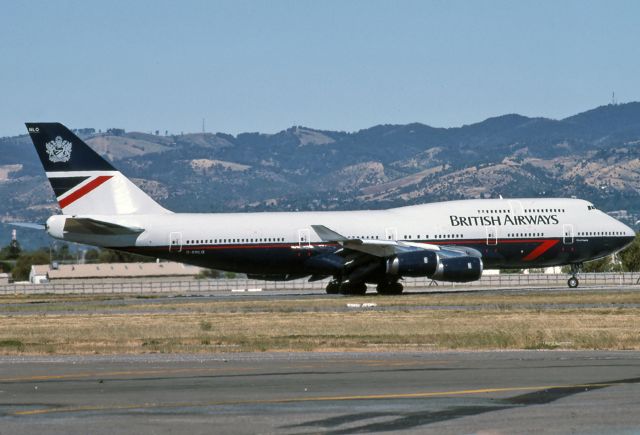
[2,102,640,248]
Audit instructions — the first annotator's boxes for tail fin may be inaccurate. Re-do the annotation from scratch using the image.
[26,122,171,215]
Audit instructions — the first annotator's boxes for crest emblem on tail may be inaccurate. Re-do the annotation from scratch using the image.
[26,122,170,215]
[45,136,72,163]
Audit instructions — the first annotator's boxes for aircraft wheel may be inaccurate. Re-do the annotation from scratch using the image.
[340,282,367,295]
[376,283,389,295]
[376,282,403,295]
[352,283,367,295]
[567,277,579,288]
[326,281,340,294]
[390,282,404,295]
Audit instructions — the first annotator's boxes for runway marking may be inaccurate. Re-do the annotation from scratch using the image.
[0,359,446,383]
[0,367,256,383]
[10,381,619,416]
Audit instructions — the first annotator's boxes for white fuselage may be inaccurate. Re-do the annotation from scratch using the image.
[47,197,634,272]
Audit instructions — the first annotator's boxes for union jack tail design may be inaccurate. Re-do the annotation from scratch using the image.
[26,122,170,215]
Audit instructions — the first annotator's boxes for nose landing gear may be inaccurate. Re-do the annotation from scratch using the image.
[567,263,582,288]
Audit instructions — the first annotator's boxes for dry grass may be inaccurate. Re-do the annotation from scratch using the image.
[1,291,640,354]
[3,290,640,313]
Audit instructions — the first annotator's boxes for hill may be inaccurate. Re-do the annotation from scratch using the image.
[2,103,640,248]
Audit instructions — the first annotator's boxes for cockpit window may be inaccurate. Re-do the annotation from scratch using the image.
[587,205,597,210]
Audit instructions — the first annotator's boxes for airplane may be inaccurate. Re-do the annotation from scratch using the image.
[20,122,636,294]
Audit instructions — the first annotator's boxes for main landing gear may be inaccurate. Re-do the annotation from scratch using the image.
[325,278,403,296]
[567,263,582,288]
[376,280,404,295]
[325,280,340,294]
[325,280,367,295]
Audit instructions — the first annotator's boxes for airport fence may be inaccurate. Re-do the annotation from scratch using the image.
[2,272,640,295]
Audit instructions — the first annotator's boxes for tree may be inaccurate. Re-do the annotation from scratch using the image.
[58,244,75,261]
[196,269,221,279]
[98,249,155,263]
[8,239,21,259]
[582,256,614,273]
[84,249,100,262]
[500,269,523,274]
[12,250,50,281]
[619,234,640,271]
[0,240,22,260]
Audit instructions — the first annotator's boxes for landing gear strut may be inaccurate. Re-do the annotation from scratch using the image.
[567,263,582,288]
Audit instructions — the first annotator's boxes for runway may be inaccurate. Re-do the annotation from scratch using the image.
[2,351,640,434]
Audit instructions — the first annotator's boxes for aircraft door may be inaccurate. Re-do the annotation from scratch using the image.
[169,232,182,252]
[485,226,498,245]
[298,229,311,247]
[563,224,574,245]
[508,200,524,215]
[385,227,398,241]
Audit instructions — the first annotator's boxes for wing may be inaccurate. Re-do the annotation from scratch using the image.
[309,225,483,284]
[311,224,481,258]
[311,224,399,256]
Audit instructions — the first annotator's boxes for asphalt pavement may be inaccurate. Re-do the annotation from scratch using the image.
[1,351,640,434]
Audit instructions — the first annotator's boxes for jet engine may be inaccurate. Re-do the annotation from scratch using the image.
[432,256,483,282]
[385,251,438,277]
[386,251,483,282]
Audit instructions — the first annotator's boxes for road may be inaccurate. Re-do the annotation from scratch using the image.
[1,351,640,434]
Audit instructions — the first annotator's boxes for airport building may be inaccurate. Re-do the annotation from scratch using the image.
[29,262,202,284]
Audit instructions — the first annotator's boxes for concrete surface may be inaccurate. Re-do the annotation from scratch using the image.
[1,351,640,434]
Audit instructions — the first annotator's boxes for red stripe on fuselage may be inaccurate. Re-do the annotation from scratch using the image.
[58,175,113,209]
[522,239,560,261]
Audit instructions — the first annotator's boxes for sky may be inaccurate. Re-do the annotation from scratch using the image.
[2,0,640,137]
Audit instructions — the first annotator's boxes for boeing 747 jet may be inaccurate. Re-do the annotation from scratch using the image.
[21,123,636,294]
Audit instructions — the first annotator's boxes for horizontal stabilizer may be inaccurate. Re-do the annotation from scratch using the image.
[8,222,46,230]
[64,218,144,235]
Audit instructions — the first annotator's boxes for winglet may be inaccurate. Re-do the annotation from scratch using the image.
[311,225,349,242]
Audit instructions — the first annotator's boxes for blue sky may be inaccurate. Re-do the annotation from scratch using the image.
[2,0,639,136]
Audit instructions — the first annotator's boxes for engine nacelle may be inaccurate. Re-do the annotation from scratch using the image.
[387,251,483,282]
[432,256,483,282]
[386,251,438,277]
